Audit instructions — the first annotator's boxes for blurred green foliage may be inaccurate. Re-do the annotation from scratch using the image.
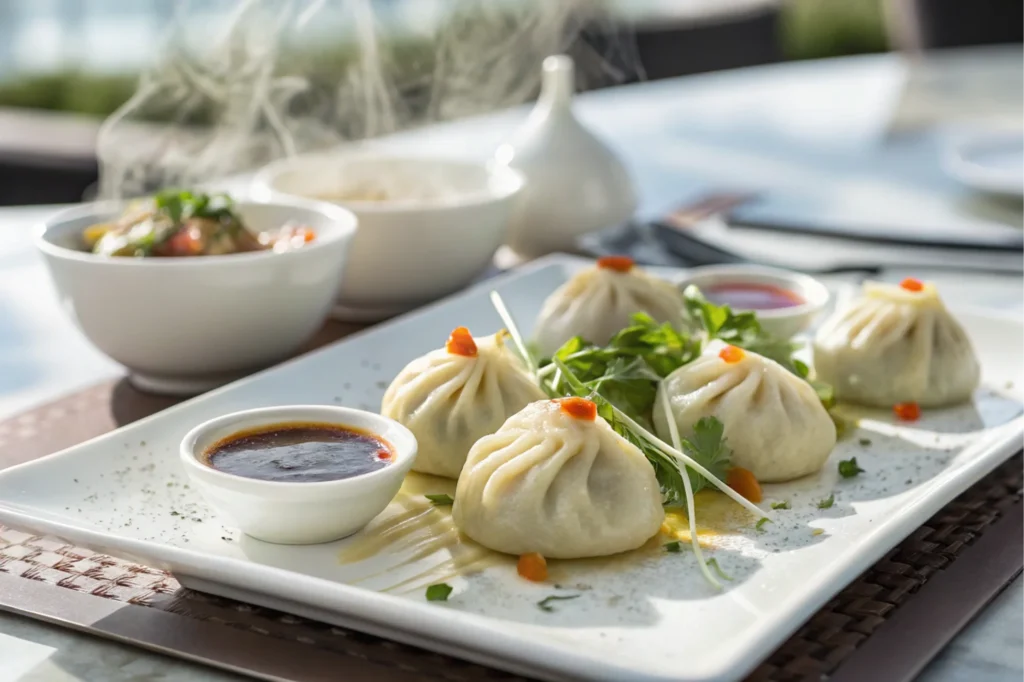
[780,0,888,60]
[0,71,139,118]
[0,1,888,120]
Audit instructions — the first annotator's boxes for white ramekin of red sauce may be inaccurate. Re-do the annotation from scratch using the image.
[678,264,830,339]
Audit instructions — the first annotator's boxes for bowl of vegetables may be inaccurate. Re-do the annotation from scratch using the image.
[35,190,358,395]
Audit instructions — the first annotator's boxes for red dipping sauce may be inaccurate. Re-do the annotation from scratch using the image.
[704,283,804,311]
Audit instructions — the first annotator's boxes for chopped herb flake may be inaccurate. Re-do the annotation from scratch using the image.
[838,458,865,478]
[770,500,791,510]
[755,517,771,531]
[663,541,683,553]
[706,558,733,581]
[817,494,835,509]
[425,494,454,506]
[425,583,453,602]
[537,594,580,612]
[858,438,872,446]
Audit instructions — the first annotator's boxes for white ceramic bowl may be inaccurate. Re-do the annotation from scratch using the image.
[36,198,357,395]
[943,131,1024,199]
[677,264,830,339]
[180,405,417,545]
[252,153,525,312]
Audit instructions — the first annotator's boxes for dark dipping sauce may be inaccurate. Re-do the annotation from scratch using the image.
[203,421,392,483]
[704,283,805,311]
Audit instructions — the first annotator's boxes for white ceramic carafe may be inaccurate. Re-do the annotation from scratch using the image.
[494,55,638,259]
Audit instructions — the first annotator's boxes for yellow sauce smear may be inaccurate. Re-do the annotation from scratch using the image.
[338,477,750,591]
[660,490,751,547]
[337,473,508,593]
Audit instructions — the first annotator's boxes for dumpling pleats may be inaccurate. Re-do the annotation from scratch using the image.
[382,333,546,479]
[454,400,664,559]
[653,346,836,483]
[813,282,979,407]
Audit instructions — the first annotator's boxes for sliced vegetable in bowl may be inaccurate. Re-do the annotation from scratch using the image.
[83,190,316,258]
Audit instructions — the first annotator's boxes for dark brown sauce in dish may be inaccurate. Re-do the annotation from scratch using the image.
[704,283,804,311]
[204,421,392,483]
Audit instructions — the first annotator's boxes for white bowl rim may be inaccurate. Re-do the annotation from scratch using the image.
[179,405,417,491]
[942,131,1024,195]
[253,152,526,214]
[34,196,358,267]
[677,264,830,319]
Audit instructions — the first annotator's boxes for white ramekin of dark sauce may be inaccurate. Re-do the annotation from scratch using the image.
[180,405,417,544]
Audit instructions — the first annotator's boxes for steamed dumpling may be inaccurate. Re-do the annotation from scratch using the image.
[653,344,836,483]
[813,280,980,407]
[453,398,664,559]
[533,256,685,356]
[382,327,546,479]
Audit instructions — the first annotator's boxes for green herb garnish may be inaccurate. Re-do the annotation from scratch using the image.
[154,189,239,225]
[811,380,836,409]
[858,438,872,446]
[542,313,701,420]
[770,500,791,510]
[425,583,453,602]
[817,494,835,509]
[663,541,683,553]
[838,458,865,478]
[425,494,454,506]
[537,594,580,612]
[706,558,733,581]
[755,517,771,531]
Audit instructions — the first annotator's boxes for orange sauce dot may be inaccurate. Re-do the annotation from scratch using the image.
[376,449,392,462]
[726,467,763,503]
[445,327,478,357]
[719,345,746,364]
[557,397,598,421]
[893,402,921,421]
[596,255,634,273]
[900,277,924,292]
[517,552,548,582]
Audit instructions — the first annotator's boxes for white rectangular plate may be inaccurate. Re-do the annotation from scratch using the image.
[0,255,1021,682]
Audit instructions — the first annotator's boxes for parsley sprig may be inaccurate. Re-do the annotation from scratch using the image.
[153,189,239,226]
[539,313,700,423]
[539,287,829,497]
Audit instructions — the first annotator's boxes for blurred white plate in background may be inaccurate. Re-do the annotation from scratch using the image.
[944,131,1024,199]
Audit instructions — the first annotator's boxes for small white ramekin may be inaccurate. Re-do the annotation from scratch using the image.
[678,264,830,339]
[180,405,417,545]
